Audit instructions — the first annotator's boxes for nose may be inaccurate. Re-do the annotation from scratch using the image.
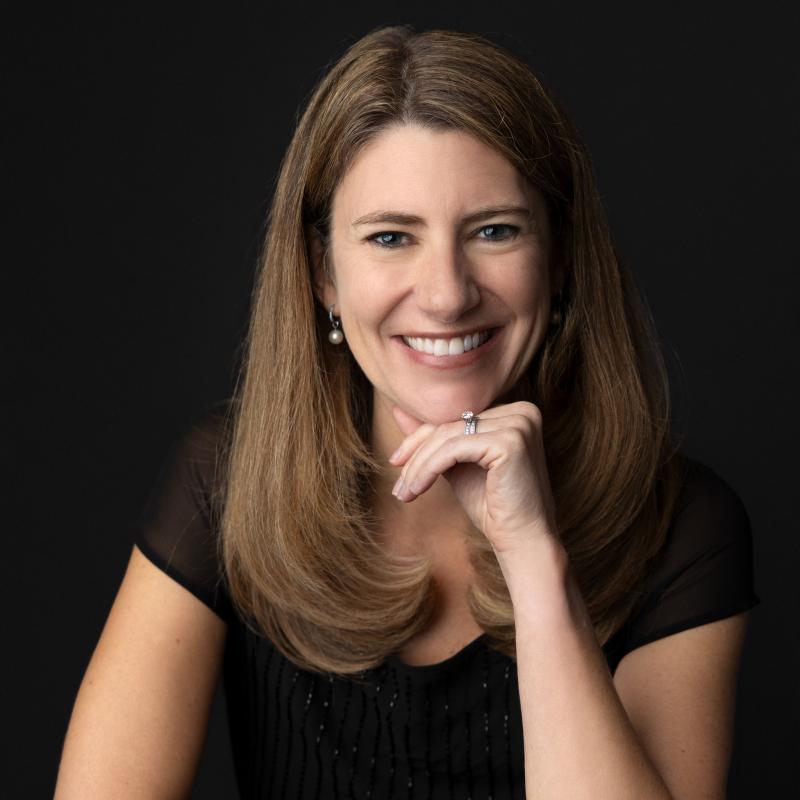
[413,242,480,323]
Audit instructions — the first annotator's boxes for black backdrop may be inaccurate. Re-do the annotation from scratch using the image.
[5,3,798,797]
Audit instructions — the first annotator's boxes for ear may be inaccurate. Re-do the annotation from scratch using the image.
[305,224,337,310]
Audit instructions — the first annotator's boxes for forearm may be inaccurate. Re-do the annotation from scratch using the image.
[498,535,673,800]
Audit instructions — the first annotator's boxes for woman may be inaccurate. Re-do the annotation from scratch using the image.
[55,25,760,799]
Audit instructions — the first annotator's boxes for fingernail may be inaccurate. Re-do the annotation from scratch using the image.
[392,477,405,498]
[388,447,402,464]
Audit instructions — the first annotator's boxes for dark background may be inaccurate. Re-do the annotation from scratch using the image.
[5,3,797,797]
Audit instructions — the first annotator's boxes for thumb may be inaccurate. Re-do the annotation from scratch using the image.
[391,404,425,436]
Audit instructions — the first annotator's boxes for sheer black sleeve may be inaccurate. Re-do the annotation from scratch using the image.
[132,402,233,624]
[605,456,761,673]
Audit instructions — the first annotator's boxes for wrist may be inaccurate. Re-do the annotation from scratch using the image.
[495,531,571,611]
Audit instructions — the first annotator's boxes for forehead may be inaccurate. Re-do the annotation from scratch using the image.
[331,124,540,224]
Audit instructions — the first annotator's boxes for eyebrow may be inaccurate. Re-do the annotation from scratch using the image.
[351,204,533,228]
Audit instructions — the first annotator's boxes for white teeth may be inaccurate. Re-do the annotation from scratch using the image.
[402,329,492,356]
[449,337,464,355]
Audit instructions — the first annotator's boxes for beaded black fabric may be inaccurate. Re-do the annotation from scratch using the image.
[216,622,527,799]
[132,402,760,799]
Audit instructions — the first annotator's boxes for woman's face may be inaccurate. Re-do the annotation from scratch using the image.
[312,123,558,427]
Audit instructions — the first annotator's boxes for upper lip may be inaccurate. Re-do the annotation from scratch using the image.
[396,325,498,339]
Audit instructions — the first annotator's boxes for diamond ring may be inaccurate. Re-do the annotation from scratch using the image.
[461,410,478,435]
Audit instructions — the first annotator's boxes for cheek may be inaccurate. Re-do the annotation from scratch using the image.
[495,258,550,313]
[339,267,404,329]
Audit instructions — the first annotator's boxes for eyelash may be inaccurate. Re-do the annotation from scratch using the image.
[367,224,520,249]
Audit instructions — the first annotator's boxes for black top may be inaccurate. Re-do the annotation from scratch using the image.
[132,402,761,800]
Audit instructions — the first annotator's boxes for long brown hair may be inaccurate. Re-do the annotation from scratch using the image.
[214,25,687,675]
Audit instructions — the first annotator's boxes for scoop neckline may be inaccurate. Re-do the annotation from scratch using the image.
[386,632,490,673]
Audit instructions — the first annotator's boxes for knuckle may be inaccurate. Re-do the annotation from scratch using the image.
[515,402,542,427]
[501,427,527,452]
[511,413,531,429]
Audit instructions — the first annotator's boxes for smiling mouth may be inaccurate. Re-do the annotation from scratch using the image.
[399,327,499,357]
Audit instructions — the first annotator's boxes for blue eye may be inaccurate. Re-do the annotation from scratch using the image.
[478,224,518,241]
[368,232,408,248]
[367,224,519,249]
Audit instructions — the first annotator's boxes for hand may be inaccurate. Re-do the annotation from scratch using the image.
[389,401,560,557]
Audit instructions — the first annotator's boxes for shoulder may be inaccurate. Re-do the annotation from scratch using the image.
[650,453,755,593]
[673,453,751,531]
[133,400,237,623]
[149,398,234,521]
[602,452,760,673]
[622,451,760,645]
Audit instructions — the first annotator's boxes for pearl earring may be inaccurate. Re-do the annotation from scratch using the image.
[328,305,344,345]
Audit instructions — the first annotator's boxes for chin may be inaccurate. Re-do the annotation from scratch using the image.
[402,387,500,425]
